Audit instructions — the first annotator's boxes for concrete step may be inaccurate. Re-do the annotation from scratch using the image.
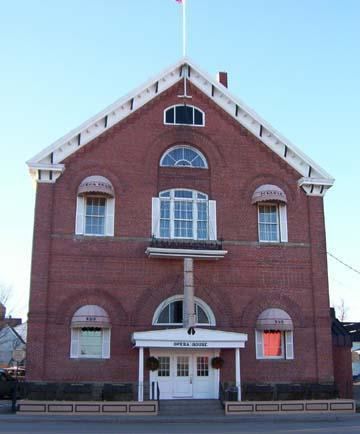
[159,399,224,416]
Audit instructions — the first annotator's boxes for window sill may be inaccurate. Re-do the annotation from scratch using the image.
[256,358,293,361]
[70,357,108,361]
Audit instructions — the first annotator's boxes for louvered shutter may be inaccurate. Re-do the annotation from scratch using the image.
[285,331,294,359]
[255,330,264,359]
[75,197,85,235]
[208,200,217,240]
[70,329,79,358]
[279,204,288,242]
[102,329,111,359]
[151,198,160,237]
[105,198,115,236]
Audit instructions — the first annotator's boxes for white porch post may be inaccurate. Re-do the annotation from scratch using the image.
[138,347,144,402]
[183,257,196,328]
[235,348,241,401]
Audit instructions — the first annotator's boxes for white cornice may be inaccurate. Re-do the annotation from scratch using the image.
[26,57,334,194]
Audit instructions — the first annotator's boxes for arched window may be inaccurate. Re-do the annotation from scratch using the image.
[151,189,217,240]
[153,295,216,326]
[70,305,111,359]
[252,184,288,243]
[255,308,294,360]
[161,189,208,239]
[164,105,205,126]
[75,176,115,236]
[160,146,208,168]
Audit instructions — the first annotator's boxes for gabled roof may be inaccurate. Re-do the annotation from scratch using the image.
[27,58,334,196]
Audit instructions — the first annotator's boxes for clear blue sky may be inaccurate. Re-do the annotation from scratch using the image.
[1,0,359,320]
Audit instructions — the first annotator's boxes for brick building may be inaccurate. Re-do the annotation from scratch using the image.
[26,59,337,400]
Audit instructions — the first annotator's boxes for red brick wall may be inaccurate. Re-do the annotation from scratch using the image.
[27,81,334,384]
[333,345,353,398]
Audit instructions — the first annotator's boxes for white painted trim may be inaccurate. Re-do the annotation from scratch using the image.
[235,348,241,401]
[132,327,248,349]
[163,104,205,127]
[27,163,65,172]
[151,294,216,326]
[138,347,144,402]
[159,145,208,168]
[26,57,334,194]
[145,247,227,259]
[279,204,288,243]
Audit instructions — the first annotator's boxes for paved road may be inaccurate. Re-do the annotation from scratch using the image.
[0,414,359,434]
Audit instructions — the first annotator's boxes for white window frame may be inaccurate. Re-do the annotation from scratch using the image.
[163,104,205,127]
[154,189,213,241]
[258,202,288,243]
[70,327,111,359]
[160,145,208,169]
[152,295,216,326]
[255,330,294,360]
[75,195,115,237]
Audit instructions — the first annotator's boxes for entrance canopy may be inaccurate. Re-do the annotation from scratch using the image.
[132,327,247,349]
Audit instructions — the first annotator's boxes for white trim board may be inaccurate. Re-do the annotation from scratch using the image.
[132,327,248,349]
[27,57,334,195]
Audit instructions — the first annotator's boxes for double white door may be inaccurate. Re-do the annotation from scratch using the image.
[150,350,219,399]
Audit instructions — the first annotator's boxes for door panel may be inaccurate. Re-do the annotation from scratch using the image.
[150,350,218,399]
[173,356,193,397]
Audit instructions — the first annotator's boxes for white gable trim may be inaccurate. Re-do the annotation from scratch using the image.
[27,57,334,196]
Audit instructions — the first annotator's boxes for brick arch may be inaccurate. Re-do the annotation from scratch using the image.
[240,291,304,328]
[142,127,227,176]
[57,163,126,198]
[130,273,184,327]
[241,173,296,205]
[193,277,235,328]
[131,274,234,329]
[54,289,129,327]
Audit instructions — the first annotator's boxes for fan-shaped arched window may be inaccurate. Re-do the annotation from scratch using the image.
[152,295,216,326]
[164,105,205,126]
[160,146,207,169]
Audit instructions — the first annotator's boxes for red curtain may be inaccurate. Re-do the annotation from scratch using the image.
[264,331,282,356]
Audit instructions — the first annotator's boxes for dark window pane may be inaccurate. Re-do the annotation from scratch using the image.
[165,108,175,123]
[158,305,170,323]
[176,105,193,124]
[170,301,183,323]
[197,305,209,323]
[194,109,203,125]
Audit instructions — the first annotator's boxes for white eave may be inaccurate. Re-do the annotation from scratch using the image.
[132,327,248,349]
[26,57,334,195]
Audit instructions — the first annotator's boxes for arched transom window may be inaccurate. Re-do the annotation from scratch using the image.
[160,146,208,169]
[164,105,205,126]
[153,295,216,326]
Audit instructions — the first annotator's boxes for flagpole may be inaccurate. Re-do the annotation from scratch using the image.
[182,0,186,57]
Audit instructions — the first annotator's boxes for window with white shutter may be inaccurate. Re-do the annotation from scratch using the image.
[70,305,111,359]
[152,189,216,241]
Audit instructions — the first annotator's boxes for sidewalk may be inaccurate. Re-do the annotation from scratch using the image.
[0,412,359,425]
